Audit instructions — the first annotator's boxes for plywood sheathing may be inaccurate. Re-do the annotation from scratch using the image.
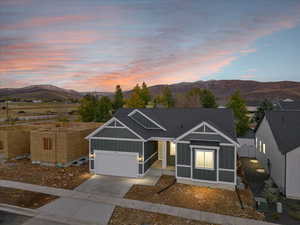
[30,122,100,166]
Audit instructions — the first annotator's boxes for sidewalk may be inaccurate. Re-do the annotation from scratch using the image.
[0,179,279,225]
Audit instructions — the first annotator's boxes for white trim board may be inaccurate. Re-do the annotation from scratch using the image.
[128,109,167,131]
[90,137,144,142]
[175,121,239,147]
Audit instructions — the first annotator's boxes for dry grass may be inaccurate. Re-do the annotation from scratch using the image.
[125,175,264,220]
[0,187,57,209]
[0,158,92,189]
[108,206,219,225]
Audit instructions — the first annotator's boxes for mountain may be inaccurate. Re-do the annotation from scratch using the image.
[1,80,300,103]
[0,85,81,101]
[143,80,300,105]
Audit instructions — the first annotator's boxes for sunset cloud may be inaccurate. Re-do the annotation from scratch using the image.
[1,0,300,91]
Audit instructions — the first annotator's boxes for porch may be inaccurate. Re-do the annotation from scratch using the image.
[146,140,176,176]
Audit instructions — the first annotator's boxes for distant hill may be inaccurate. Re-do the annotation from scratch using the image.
[141,80,300,105]
[0,85,81,101]
[1,80,300,103]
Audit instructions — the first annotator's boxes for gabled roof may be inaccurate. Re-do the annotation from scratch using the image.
[265,111,300,154]
[114,108,238,143]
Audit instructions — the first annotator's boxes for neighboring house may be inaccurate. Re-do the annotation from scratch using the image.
[273,100,300,111]
[237,129,256,158]
[86,108,239,189]
[255,111,300,200]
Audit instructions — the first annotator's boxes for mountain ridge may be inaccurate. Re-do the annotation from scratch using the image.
[1,80,300,103]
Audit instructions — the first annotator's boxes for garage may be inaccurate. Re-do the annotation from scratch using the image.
[94,150,139,178]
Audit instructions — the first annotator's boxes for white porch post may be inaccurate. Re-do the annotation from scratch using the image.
[162,141,167,168]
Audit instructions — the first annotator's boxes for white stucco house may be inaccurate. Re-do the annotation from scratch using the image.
[255,111,300,200]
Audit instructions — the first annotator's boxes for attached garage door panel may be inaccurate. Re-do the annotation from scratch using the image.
[94,151,138,178]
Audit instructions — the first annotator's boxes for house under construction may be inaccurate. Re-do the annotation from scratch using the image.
[0,122,100,167]
[30,122,99,166]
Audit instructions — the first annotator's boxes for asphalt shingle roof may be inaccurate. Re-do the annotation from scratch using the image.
[266,111,300,154]
[114,108,237,142]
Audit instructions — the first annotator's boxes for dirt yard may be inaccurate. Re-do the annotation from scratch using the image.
[0,187,57,209]
[125,175,264,220]
[0,159,92,189]
[108,206,218,225]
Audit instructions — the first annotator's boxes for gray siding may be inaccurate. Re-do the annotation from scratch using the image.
[91,139,143,156]
[177,166,191,178]
[192,148,217,181]
[130,111,160,129]
[177,143,191,165]
[219,146,235,170]
[182,133,230,143]
[139,164,143,174]
[144,141,157,161]
[256,117,286,192]
[205,126,215,133]
[94,127,140,139]
[219,170,234,183]
[90,160,94,169]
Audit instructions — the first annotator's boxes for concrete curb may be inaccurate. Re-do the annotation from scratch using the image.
[0,203,106,225]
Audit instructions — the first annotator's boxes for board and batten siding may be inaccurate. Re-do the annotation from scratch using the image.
[256,117,286,192]
[286,146,300,199]
[176,143,235,183]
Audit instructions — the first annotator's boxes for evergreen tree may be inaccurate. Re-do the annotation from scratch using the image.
[126,84,145,108]
[78,94,98,122]
[254,99,273,123]
[226,90,250,136]
[140,82,151,106]
[200,89,217,108]
[95,96,112,122]
[185,88,202,107]
[161,86,175,108]
[113,85,124,111]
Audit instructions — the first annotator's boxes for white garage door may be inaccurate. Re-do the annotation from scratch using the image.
[94,150,139,178]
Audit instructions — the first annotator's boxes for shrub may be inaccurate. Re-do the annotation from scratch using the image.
[270,212,280,220]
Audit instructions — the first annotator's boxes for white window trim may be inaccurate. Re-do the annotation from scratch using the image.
[194,149,215,170]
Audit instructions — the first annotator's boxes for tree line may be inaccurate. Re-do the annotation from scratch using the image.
[79,82,273,137]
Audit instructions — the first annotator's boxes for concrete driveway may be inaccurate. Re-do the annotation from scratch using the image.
[0,210,30,225]
[75,174,159,198]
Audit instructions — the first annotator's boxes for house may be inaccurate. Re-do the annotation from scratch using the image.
[255,111,300,200]
[86,108,239,189]
[273,100,300,111]
[31,122,99,167]
[237,129,256,158]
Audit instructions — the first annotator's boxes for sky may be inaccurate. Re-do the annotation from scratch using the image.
[1,0,300,92]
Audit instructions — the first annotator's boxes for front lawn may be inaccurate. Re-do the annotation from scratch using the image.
[0,159,91,189]
[125,175,264,220]
[0,187,57,209]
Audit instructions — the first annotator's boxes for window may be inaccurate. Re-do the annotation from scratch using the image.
[43,137,52,150]
[259,141,262,152]
[170,142,176,156]
[263,144,266,154]
[195,149,214,170]
[0,140,3,150]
